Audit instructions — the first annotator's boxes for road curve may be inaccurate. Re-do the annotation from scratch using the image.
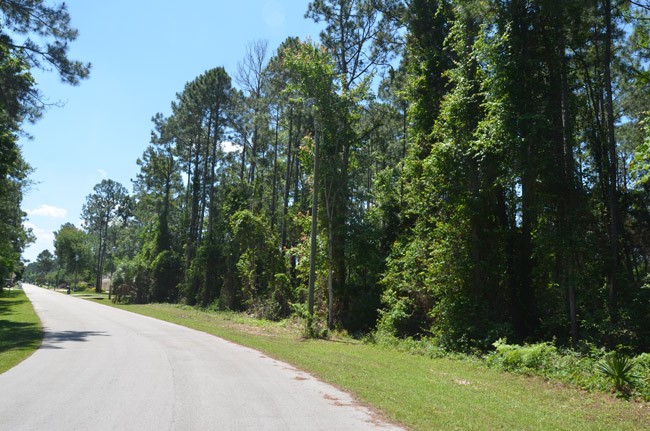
[0,284,402,431]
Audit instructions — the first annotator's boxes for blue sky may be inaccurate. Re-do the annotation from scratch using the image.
[20,0,322,262]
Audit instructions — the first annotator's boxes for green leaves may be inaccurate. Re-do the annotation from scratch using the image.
[0,0,90,85]
[596,351,639,394]
[53,223,89,275]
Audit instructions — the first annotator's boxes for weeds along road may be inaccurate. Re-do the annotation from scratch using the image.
[0,284,402,431]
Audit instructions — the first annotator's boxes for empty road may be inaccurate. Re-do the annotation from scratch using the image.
[0,284,402,431]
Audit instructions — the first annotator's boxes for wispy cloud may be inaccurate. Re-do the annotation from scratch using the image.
[264,1,286,30]
[24,222,54,240]
[26,204,68,218]
[97,169,108,179]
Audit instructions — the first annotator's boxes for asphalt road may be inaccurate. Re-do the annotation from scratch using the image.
[0,284,402,431]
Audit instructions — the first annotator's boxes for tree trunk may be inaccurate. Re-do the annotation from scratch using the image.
[186,135,202,304]
[560,33,579,344]
[271,108,280,229]
[240,138,246,182]
[249,124,258,184]
[604,0,620,325]
[327,215,334,330]
[281,107,294,251]
[307,129,320,317]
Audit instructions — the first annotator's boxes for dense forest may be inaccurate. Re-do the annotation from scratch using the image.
[16,0,650,353]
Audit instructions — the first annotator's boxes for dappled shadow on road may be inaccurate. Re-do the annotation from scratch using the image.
[0,320,41,353]
[40,330,110,349]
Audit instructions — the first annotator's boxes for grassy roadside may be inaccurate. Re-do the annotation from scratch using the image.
[0,288,42,374]
[91,301,649,431]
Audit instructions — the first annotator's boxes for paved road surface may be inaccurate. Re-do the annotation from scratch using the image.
[0,284,402,431]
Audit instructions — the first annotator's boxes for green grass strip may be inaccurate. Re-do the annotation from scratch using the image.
[0,289,42,374]
[94,301,648,431]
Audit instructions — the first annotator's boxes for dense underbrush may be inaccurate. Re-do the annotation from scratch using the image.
[368,332,650,401]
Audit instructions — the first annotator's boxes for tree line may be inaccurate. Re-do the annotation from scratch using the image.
[21,0,650,353]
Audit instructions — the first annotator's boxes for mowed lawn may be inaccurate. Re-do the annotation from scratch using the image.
[0,288,42,374]
[95,301,650,431]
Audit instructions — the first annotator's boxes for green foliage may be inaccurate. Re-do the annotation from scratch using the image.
[631,118,650,185]
[487,339,560,373]
[374,0,650,353]
[0,3,88,280]
[112,257,150,304]
[82,179,131,293]
[23,249,58,286]
[0,150,32,284]
[596,351,639,395]
[485,340,650,401]
[230,210,288,319]
[0,52,33,278]
[150,250,181,303]
[0,43,36,126]
[79,0,650,360]
[369,331,449,360]
[306,0,400,91]
[635,353,650,399]
[0,0,90,86]
[288,300,328,339]
[53,223,90,275]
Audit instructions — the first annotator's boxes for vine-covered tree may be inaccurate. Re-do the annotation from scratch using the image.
[133,113,184,302]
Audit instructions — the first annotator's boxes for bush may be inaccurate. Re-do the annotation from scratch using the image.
[635,353,650,400]
[369,330,456,360]
[484,339,650,401]
[365,333,650,401]
[290,302,329,339]
[596,352,638,395]
[486,339,560,372]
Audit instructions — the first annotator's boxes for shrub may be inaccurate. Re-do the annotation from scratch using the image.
[634,353,650,401]
[367,333,650,401]
[486,339,559,373]
[596,351,638,395]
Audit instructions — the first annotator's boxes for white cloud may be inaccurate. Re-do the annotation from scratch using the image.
[24,222,54,240]
[22,222,56,262]
[97,169,108,179]
[26,204,68,218]
[221,140,241,154]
